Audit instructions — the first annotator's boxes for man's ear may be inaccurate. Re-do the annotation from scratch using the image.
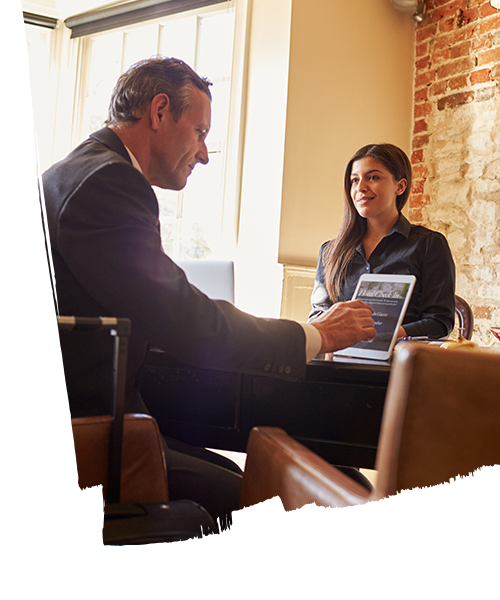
[149,93,171,131]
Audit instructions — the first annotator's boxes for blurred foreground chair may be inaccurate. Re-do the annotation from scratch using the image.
[455,295,474,340]
[72,413,219,543]
[72,414,169,503]
[240,342,500,510]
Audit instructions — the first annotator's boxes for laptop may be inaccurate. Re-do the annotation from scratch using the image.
[334,273,416,362]
[175,259,235,304]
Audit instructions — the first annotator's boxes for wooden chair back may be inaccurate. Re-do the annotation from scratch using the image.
[455,295,474,340]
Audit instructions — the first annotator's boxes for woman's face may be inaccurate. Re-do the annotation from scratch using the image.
[349,156,407,224]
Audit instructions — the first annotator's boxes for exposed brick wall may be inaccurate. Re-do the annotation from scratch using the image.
[410,0,500,344]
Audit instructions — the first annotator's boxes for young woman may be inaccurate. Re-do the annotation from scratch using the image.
[309,143,455,339]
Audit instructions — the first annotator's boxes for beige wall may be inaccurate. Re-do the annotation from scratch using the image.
[279,0,415,268]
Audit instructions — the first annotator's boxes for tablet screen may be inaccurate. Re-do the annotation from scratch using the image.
[335,274,416,360]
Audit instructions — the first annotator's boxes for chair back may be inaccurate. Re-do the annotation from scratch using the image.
[455,295,474,340]
[175,260,235,304]
[375,343,500,498]
[72,413,169,503]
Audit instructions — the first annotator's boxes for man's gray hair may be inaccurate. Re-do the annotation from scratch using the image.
[105,57,212,125]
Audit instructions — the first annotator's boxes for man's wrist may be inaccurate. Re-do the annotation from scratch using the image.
[299,322,323,361]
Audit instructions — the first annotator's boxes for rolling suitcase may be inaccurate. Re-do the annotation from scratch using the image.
[58,316,218,544]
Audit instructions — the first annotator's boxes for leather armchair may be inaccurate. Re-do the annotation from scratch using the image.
[238,342,500,544]
[72,413,168,503]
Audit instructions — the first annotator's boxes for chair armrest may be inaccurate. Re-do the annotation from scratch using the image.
[239,426,371,511]
[72,413,169,503]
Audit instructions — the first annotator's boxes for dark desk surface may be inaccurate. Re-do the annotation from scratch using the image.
[140,351,391,469]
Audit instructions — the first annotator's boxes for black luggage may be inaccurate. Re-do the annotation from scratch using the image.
[58,316,218,544]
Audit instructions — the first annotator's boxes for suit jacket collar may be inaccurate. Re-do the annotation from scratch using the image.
[90,127,132,165]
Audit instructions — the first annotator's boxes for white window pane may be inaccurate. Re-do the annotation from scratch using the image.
[196,12,235,80]
[176,218,213,259]
[155,187,179,219]
[159,16,197,65]
[178,150,226,258]
[208,79,231,144]
[122,24,160,71]
[159,219,176,256]
[84,32,123,136]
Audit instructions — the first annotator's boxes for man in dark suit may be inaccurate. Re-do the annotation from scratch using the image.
[42,58,375,524]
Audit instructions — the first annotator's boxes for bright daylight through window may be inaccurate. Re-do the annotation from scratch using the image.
[78,6,236,261]
[9,21,52,214]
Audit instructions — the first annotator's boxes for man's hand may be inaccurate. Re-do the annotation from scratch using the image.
[310,300,376,354]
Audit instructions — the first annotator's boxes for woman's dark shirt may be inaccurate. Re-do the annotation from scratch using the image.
[309,214,456,339]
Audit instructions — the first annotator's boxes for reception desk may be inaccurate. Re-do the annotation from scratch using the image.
[140,350,391,469]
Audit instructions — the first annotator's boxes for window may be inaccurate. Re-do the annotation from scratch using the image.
[9,2,244,259]
[74,5,237,261]
[9,21,54,214]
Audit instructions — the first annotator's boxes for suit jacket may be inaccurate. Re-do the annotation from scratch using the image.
[42,128,306,417]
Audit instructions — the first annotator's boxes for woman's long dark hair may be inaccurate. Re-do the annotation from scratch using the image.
[323,143,412,302]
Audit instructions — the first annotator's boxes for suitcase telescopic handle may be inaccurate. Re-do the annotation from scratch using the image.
[30,315,131,509]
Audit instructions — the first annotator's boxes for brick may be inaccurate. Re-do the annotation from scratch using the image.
[414,119,428,135]
[470,68,491,85]
[430,0,468,23]
[470,14,500,37]
[414,103,433,118]
[433,28,467,51]
[416,55,431,71]
[479,1,498,18]
[416,70,436,88]
[432,0,461,7]
[450,40,471,58]
[410,193,431,207]
[416,41,429,58]
[477,46,500,66]
[439,17,457,33]
[412,180,425,195]
[456,9,469,28]
[437,90,474,110]
[408,206,423,224]
[462,6,479,25]
[432,0,467,20]
[417,23,438,43]
[430,80,448,96]
[437,56,476,79]
[448,74,468,89]
[491,63,500,79]
[431,48,450,65]
[411,149,424,164]
[471,33,492,52]
[412,163,430,179]
[415,87,428,103]
[413,133,431,148]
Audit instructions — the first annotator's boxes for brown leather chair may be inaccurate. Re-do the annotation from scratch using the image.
[240,342,500,510]
[455,295,474,340]
[72,413,169,503]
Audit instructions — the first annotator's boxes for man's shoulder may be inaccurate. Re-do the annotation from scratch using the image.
[69,128,131,171]
[88,127,131,162]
